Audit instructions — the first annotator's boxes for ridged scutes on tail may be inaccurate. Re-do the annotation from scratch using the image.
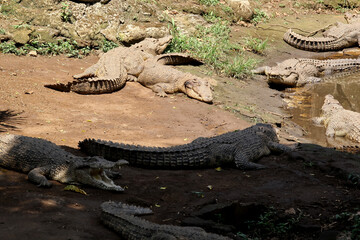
[44,82,71,92]
[283,29,338,52]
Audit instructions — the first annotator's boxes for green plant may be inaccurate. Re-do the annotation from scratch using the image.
[243,37,268,55]
[251,8,269,25]
[0,4,14,15]
[0,28,5,35]
[198,0,219,6]
[60,1,73,23]
[100,39,118,53]
[334,211,360,239]
[167,18,257,78]
[246,207,302,238]
[0,39,92,58]
[12,24,31,29]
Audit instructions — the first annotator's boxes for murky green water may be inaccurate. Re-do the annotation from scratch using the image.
[285,72,360,147]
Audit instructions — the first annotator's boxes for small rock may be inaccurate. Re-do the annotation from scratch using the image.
[28,50,37,57]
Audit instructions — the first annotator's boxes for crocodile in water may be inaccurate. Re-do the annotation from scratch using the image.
[79,123,293,170]
[0,134,128,191]
[313,94,360,143]
[252,58,360,87]
[100,201,231,240]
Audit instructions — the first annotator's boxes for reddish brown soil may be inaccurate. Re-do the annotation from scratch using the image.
[0,54,360,239]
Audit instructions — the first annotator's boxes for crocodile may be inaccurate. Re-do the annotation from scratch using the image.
[44,36,173,94]
[283,13,360,51]
[252,58,360,87]
[313,94,360,143]
[100,201,231,240]
[136,53,214,103]
[79,123,293,170]
[0,134,128,191]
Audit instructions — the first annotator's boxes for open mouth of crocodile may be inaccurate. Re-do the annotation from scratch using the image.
[76,167,125,192]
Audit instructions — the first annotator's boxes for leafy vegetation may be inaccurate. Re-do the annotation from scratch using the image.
[239,207,302,239]
[251,8,269,25]
[198,0,219,6]
[243,37,268,55]
[0,28,5,35]
[60,1,73,23]
[334,211,360,239]
[0,40,91,58]
[167,18,258,78]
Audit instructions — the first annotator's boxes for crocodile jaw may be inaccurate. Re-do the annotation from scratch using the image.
[75,168,124,192]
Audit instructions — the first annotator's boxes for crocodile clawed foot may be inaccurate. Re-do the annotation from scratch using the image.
[37,179,53,188]
[156,92,168,98]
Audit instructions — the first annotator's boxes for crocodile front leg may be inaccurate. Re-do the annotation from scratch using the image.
[234,151,267,170]
[28,167,52,187]
[151,83,177,97]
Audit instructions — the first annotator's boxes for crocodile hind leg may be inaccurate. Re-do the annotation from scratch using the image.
[28,167,52,187]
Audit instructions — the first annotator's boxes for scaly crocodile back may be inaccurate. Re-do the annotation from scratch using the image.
[0,134,75,173]
[79,124,279,169]
[100,201,231,240]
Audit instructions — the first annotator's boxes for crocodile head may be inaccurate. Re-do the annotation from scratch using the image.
[184,77,213,103]
[253,59,318,87]
[132,35,173,56]
[72,157,128,192]
[253,123,279,142]
[320,94,343,117]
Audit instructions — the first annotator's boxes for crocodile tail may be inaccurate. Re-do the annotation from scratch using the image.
[101,201,153,216]
[69,78,125,94]
[156,53,203,66]
[44,82,71,92]
[78,138,209,169]
[283,29,340,52]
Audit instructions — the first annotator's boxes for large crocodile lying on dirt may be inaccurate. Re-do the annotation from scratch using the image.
[79,123,293,170]
[100,201,231,240]
[136,53,214,103]
[252,58,360,87]
[283,13,360,51]
[313,94,360,143]
[45,37,214,103]
[45,36,172,94]
[0,134,128,191]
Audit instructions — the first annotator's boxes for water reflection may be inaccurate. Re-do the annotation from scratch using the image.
[285,72,360,147]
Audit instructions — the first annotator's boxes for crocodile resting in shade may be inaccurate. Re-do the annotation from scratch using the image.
[79,123,294,170]
[0,134,128,191]
[100,201,232,240]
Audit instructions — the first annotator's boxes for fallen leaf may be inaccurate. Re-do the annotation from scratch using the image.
[215,167,222,172]
[64,185,87,195]
[160,187,167,190]
[155,204,161,207]
[207,185,213,190]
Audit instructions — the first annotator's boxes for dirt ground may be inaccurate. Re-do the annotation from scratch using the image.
[1,51,360,240]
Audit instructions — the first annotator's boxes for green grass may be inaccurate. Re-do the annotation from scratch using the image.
[166,18,258,78]
[0,40,92,58]
[198,0,219,6]
[244,207,302,238]
[243,37,268,55]
[334,211,360,239]
[251,8,269,25]
[0,28,5,35]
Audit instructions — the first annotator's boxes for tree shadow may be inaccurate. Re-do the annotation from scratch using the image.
[0,109,24,132]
